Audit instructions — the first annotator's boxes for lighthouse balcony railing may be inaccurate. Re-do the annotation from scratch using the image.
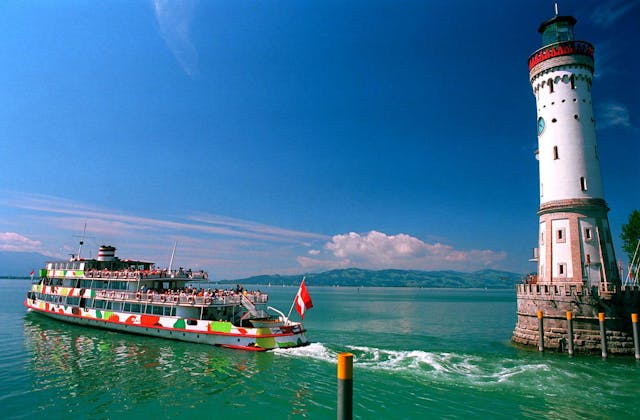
[528,40,594,70]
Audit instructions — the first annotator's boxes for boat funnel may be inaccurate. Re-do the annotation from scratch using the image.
[97,245,117,261]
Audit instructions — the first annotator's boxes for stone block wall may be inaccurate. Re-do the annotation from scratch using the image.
[512,285,640,354]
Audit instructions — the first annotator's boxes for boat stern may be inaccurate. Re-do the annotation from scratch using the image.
[254,322,309,350]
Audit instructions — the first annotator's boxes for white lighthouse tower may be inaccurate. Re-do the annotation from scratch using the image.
[529,12,619,290]
[512,9,639,355]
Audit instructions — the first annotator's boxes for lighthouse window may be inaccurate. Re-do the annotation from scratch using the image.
[548,79,554,93]
[556,228,566,243]
[574,114,579,120]
[585,228,593,241]
[580,177,588,191]
[552,118,557,123]
[570,75,576,89]
[553,146,559,160]
[558,263,566,276]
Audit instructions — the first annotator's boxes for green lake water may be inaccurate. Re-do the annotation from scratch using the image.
[1,279,639,419]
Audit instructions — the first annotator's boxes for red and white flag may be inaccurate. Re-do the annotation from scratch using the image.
[294,278,313,319]
[29,270,34,278]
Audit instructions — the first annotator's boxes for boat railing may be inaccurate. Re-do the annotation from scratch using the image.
[95,289,267,306]
[85,269,208,280]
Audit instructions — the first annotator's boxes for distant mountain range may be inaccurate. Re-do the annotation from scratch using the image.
[220,268,521,288]
[0,251,49,277]
[0,250,521,287]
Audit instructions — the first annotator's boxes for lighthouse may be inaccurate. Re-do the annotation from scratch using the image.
[512,9,639,354]
[531,13,619,290]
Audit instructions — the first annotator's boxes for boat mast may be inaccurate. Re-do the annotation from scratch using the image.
[168,241,177,274]
[73,222,90,261]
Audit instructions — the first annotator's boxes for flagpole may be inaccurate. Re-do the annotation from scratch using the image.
[286,276,305,321]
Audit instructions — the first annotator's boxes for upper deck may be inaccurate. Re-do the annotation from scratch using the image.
[41,244,208,282]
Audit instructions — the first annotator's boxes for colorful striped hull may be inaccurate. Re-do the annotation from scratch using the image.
[24,298,308,351]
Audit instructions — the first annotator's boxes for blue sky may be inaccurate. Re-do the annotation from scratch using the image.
[1,0,638,279]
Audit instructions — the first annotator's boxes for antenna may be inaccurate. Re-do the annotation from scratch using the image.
[168,241,178,274]
[72,222,94,261]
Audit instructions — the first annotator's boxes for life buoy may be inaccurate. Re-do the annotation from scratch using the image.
[160,295,166,303]
[101,290,106,297]
[136,292,141,300]
[148,294,153,302]
[173,295,179,303]
[110,291,115,298]
[187,296,194,304]
[204,297,212,305]
[87,271,93,278]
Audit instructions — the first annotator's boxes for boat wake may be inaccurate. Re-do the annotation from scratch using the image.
[275,342,549,388]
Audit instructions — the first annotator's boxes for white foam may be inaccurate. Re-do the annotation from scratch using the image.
[273,342,336,363]
[276,343,549,389]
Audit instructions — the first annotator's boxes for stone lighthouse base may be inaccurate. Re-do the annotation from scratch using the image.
[513,283,640,355]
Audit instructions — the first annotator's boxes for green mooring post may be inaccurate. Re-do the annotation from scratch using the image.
[599,312,608,359]
[337,352,353,420]
[537,310,544,352]
[566,311,574,356]
[632,313,640,360]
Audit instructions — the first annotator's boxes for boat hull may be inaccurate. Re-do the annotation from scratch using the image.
[25,299,308,351]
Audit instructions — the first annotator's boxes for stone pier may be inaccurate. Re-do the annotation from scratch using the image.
[512,283,640,354]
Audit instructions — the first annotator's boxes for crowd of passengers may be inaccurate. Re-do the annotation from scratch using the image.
[137,284,263,300]
[86,267,208,279]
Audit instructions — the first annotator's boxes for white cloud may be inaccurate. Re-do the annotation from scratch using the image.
[298,230,506,272]
[1,193,507,278]
[153,0,199,77]
[0,232,42,252]
[596,102,631,129]
[590,0,640,27]
[0,191,328,278]
[4,192,326,245]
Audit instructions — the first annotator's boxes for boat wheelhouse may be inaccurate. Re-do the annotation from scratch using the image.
[25,245,309,351]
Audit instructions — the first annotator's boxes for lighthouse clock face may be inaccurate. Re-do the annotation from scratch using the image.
[537,117,545,136]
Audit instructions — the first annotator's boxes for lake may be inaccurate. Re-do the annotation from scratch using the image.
[1,279,639,419]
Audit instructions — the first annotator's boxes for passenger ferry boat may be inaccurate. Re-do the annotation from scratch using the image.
[24,245,309,351]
